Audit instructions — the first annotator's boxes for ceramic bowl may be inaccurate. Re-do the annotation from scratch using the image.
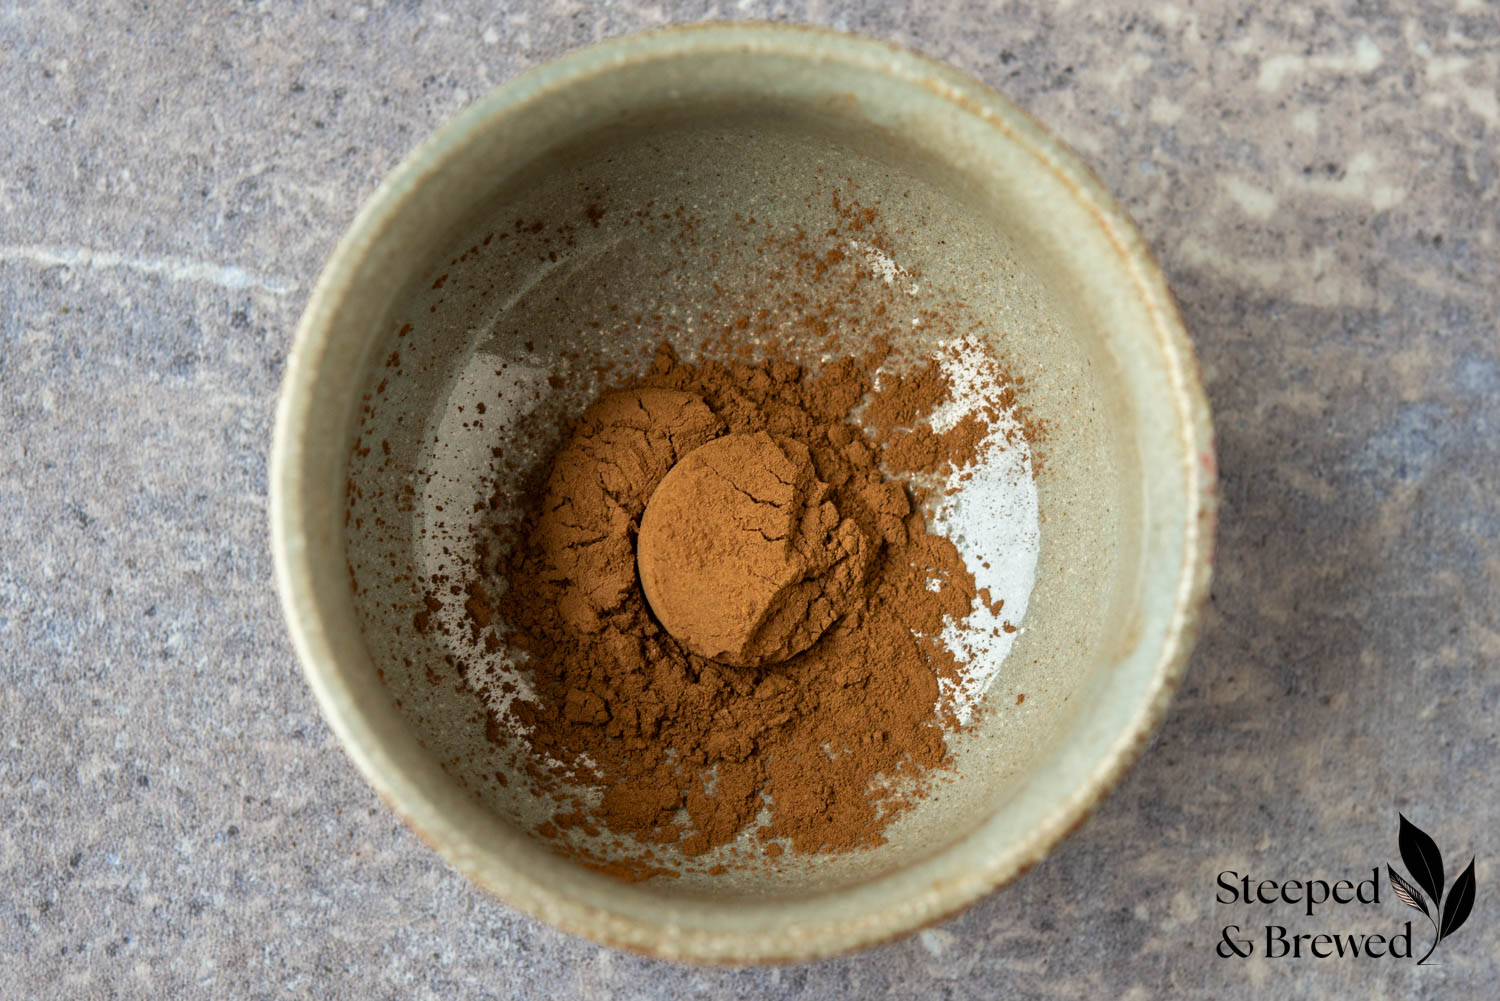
[270,23,1215,963]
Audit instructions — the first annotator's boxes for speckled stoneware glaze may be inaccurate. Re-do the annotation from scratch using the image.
[270,23,1216,963]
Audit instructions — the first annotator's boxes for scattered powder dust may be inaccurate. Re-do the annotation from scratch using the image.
[918,338,1041,725]
[346,181,1045,880]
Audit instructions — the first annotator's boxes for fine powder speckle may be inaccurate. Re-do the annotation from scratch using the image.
[927,337,1042,724]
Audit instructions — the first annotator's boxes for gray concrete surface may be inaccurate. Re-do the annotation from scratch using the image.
[2,2,1496,998]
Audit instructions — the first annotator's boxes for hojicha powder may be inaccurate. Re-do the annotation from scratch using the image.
[354,183,1044,879]
[467,340,1008,865]
[636,429,873,668]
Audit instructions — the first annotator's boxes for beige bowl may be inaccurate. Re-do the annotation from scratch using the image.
[270,23,1215,963]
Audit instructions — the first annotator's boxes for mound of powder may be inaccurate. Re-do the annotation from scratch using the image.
[637,431,871,667]
[533,388,723,634]
[480,342,989,862]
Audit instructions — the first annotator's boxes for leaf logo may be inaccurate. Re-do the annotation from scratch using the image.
[1389,813,1477,964]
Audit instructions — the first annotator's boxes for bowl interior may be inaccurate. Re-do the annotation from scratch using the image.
[279,28,1206,960]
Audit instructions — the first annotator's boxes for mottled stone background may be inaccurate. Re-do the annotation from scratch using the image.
[2,1,1496,998]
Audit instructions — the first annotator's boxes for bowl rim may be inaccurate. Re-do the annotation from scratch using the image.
[270,21,1217,964]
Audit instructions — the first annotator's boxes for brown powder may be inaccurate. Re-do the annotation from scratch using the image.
[860,359,950,432]
[636,431,872,667]
[477,341,986,861]
[529,388,723,635]
[880,411,992,475]
[352,183,1045,880]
